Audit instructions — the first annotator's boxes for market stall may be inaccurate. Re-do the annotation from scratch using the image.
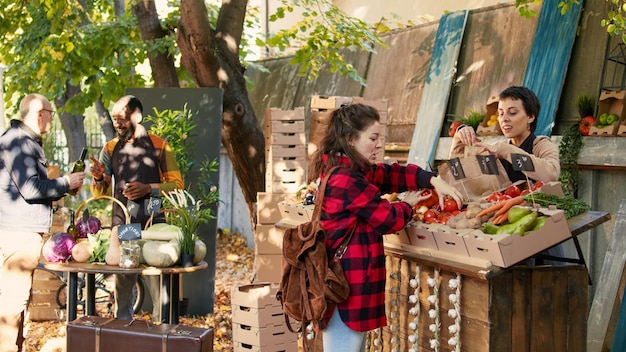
[374,210,610,352]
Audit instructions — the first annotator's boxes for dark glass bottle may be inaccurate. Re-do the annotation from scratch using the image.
[67,209,79,240]
[69,148,88,196]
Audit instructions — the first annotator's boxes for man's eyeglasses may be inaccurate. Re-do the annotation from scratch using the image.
[41,109,56,117]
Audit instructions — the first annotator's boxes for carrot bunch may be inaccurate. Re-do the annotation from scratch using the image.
[476,195,526,225]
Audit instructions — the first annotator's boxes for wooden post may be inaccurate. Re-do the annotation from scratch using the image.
[587,199,626,351]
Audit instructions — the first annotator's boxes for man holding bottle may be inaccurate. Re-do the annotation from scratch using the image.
[89,95,183,322]
[0,93,85,351]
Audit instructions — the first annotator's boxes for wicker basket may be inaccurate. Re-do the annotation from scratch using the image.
[75,195,130,226]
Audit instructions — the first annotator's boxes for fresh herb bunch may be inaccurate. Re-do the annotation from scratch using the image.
[447,110,484,130]
[88,230,111,263]
[523,192,591,218]
[162,189,215,255]
[574,93,596,118]
[558,124,584,197]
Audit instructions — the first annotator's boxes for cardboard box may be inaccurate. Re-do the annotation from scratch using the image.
[405,223,442,250]
[266,159,307,183]
[265,181,303,195]
[463,207,570,268]
[254,254,283,283]
[256,192,285,225]
[233,322,295,348]
[231,283,281,309]
[265,107,305,121]
[310,95,353,110]
[265,120,305,134]
[266,132,307,146]
[254,225,285,255]
[233,340,297,352]
[477,96,502,136]
[590,89,624,136]
[433,227,474,257]
[277,202,314,225]
[382,228,411,249]
[27,268,63,321]
[266,145,307,160]
[231,302,284,328]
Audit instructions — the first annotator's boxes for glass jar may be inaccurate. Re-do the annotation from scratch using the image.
[119,240,141,268]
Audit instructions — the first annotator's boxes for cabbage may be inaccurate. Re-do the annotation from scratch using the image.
[42,232,76,262]
[77,215,101,238]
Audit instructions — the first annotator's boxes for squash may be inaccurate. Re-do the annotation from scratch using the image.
[71,241,92,263]
[105,226,121,266]
[193,239,207,264]
[141,223,182,241]
[142,240,180,267]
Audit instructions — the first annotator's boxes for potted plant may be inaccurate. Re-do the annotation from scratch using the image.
[162,189,215,267]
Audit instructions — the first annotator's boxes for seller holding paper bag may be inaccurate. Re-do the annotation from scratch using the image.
[450,86,560,183]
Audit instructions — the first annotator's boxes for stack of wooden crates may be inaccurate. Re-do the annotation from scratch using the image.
[231,283,297,352]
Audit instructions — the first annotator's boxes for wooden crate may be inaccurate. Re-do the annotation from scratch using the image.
[376,251,588,352]
[28,268,63,321]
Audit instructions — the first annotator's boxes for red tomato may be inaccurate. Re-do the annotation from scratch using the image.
[449,121,462,137]
[504,185,521,198]
[579,116,596,136]
[416,189,439,209]
[422,210,438,224]
[487,191,503,203]
[437,214,449,225]
[443,199,459,213]
[531,181,545,191]
[520,189,530,196]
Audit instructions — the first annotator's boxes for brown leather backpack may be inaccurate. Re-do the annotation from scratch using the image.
[276,166,355,338]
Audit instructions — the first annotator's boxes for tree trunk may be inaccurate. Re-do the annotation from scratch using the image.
[132,0,180,88]
[95,97,115,141]
[177,0,265,222]
[55,83,86,163]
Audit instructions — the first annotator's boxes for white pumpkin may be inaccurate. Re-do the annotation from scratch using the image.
[71,241,92,263]
[142,240,180,267]
[193,239,207,264]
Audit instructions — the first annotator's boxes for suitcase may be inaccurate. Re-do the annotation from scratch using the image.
[67,316,213,352]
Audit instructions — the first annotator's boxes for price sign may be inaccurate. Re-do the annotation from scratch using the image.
[476,155,500,175]
[446,157,466,180]
[146,197,162,215]
[126,199,139,218]
[118,223,142,241]
[511,153,535,172]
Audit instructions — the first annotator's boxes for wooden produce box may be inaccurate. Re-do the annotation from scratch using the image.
[405,223,442,250]
[254,225,285,255]
[463,207,570,268]
[256,192,285,225]
[376,253,588,352]
[589,89,624,136]
[477,95,503,136]
[278,201,314,226]
[28,268,63,321]
[231,283,297,351]
[310,95,353,110]
[254,254,282,283]
[266,159,307,183]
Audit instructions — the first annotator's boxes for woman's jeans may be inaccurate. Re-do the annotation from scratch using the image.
[323,308,366,352]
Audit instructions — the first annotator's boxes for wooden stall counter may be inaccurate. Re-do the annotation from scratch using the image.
[43,261,208,324]
[376,211,610,352]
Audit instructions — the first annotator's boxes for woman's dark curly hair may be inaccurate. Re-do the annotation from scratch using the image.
[311,103,380,179]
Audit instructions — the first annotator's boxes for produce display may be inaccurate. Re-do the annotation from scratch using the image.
[400,181,590,267]
[44,209,207,268]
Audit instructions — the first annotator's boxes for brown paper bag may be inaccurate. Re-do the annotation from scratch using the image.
[438,153,510,201]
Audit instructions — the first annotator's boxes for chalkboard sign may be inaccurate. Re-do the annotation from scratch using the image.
[446,157,466,180]
[146,197,162,215]
[118,223,142,241]
[476,155,500,175]
[126,200,139,218]
[511,153,535,172]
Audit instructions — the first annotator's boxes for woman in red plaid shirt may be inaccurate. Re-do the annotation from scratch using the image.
[311,103,463,351]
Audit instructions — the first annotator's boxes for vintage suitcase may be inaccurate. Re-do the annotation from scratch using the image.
[67,316,213,352]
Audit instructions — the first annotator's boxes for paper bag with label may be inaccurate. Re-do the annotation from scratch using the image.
[438,153,510,201]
